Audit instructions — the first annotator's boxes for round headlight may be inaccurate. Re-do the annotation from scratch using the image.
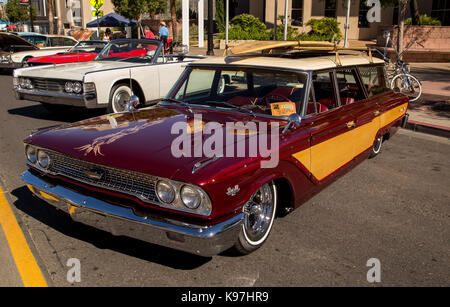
[25,145,37,164]
[73,82,82,94]
[25,79,33,89]
[19,78,27,88]
[37,150,51,169]
[65,81,74,93]
[180,185,201,209]
[156,181,176,204]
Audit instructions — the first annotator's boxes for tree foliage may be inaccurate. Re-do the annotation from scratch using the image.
[215,0,225,33]
[111,0,166,20]
[405,14,441,26]
[5,0,35,24]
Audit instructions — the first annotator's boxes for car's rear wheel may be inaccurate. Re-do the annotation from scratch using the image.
[233,182,277,255]
[369,135,383,158]
[108,84,132,113]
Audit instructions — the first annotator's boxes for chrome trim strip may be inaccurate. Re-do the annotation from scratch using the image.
[192,156,222,174]
[22,170,242,256]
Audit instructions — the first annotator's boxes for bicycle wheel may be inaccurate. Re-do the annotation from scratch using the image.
[390,73,422,102]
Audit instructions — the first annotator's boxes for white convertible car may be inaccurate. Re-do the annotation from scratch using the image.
[14,39,204,113]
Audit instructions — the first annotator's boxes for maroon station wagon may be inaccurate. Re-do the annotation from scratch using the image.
[21,51,409,256]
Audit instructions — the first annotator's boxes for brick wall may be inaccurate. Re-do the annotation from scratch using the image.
[377,25,450,50]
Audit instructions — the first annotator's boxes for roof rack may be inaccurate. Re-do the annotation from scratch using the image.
[224,40,374,66]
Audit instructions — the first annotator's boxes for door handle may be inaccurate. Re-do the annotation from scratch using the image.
[346,121,355,128]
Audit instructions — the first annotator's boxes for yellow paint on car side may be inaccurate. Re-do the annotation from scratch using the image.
[293,102,408,181]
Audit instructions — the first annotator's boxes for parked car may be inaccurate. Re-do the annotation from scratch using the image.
[14,38,203,113]
[0,32,38,69]
[2,33,78,68]
[13,32,78,49]
[26,40,108,66]
[21,51,409,257]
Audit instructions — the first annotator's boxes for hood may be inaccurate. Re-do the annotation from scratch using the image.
[28,52,97,64]
[0,33,37,53]
[25,105,283,182]
[15,60,142,80]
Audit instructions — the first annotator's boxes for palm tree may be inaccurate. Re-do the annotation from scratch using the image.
[47,0,54,34]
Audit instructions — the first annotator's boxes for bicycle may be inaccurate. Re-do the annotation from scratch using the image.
[374,30,424,102]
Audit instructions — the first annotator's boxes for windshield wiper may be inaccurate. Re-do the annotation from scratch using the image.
[162,98,194,113]
[205,100,255,117]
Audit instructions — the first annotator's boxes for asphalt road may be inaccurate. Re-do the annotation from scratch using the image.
[0,72,449,287]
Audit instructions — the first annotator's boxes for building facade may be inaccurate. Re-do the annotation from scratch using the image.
[240,0,448,40]
[27,0,115,34]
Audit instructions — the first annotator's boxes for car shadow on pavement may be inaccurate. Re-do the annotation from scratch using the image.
[11,186,212,270]
[8,104,105,123]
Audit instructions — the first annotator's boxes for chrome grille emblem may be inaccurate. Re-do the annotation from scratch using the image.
[83,169,104,180]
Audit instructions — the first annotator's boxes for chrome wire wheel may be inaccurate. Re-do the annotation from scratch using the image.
[233,182,277,254]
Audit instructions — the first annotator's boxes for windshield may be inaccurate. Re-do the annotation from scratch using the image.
[167,67,308,117]
[69,41,107,53]
[94,39,159,63]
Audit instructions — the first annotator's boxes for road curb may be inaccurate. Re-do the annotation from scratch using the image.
[405,120,450,138]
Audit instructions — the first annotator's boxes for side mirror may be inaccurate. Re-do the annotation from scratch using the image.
[126,95,140,112]
[282,113,302,134]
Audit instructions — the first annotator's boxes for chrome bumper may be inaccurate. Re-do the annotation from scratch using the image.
[0,62,21,69]
[22,170,243,257]
[14,88,98,108]
[401,113,409,128]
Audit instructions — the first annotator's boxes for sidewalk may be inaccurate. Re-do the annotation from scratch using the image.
[408,63,450,138]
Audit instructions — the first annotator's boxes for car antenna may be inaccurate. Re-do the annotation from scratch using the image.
[129,69,133,95]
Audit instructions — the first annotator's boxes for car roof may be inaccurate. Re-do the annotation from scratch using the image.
[15,33,74,38]
[191,54,384,71]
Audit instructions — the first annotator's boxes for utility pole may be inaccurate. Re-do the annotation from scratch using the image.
[283,0,288,41]
[182,0,189,52]
[207,0,214,55]
[344,0,350,47]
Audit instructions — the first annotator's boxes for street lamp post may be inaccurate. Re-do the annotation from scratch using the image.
[207,0,214,55]
[29,2,34,32]
[283,0,288,41]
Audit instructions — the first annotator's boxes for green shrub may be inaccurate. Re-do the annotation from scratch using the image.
[218,14,271,40]
[405,14,441,26]
[229,14,267,32]
[303,17,342,41]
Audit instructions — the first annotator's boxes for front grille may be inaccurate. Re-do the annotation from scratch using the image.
[47,151,159,203]
[30,78,64,92]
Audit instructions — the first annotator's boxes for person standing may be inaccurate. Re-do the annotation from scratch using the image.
[144,26,155,39]
[102,28,111,42]
[158,21,169,49]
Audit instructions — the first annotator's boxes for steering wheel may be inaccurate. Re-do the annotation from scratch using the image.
[259,94,292,106]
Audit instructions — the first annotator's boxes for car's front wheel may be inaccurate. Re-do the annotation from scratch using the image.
[233,182,277,255]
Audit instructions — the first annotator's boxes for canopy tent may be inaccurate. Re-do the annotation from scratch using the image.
[86,13,138,28]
